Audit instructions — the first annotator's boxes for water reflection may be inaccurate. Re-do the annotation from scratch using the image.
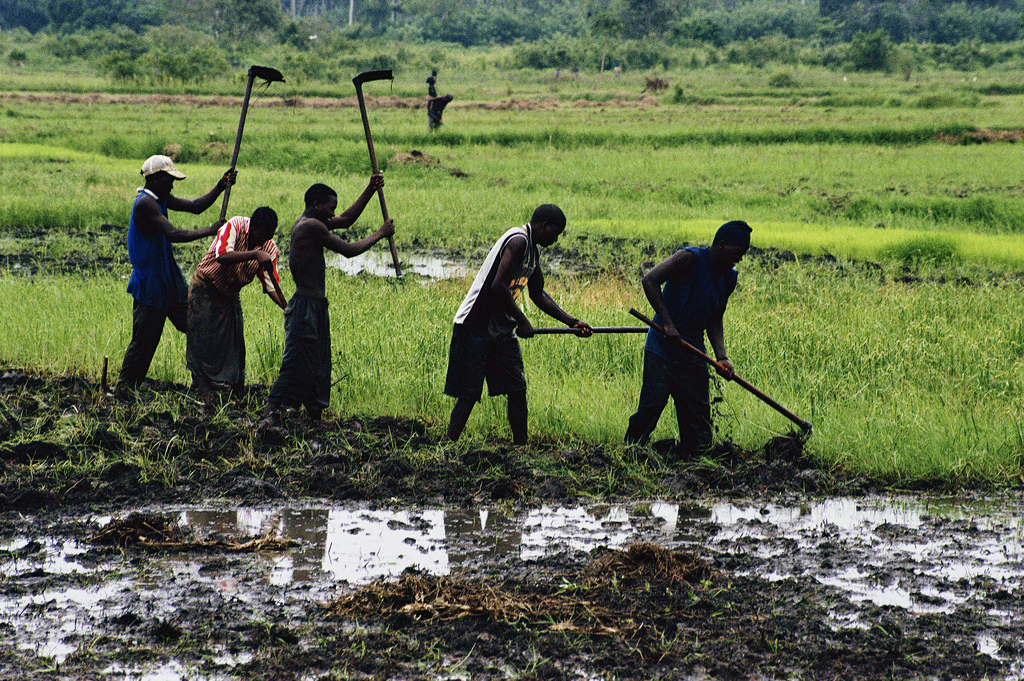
[177,503,679,585]
[173,497,1024,603]
[5,496,1024,672]
[328,250,468,279]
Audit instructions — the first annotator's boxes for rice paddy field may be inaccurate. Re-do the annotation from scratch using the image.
[2,62,1023,485]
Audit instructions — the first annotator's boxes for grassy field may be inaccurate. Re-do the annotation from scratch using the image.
[2,63,1023,485]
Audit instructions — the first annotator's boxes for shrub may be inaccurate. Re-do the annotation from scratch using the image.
[881,235,960,265]
[767,71,797,88]
[848,30,893,72]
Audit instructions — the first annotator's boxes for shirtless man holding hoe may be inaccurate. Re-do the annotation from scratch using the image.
[263,174,395,421]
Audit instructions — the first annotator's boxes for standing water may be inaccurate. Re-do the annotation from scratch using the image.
[2,495,1023,678]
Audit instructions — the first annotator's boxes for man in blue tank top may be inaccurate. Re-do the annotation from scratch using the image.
[119,155,236,389]
[625,220,751,460]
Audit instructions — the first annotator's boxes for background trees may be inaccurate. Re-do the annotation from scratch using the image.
[6,0,1017,45]
[2,0,1023,81]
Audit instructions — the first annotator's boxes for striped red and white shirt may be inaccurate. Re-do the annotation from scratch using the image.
[193,216,280,297]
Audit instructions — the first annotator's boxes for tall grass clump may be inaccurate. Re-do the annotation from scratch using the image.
[880,234,960,266]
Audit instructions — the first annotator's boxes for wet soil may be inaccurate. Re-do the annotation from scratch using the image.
[2,368,1022,680]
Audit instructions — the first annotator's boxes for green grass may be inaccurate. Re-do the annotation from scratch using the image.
[1,262,1022,485]
[2,65,1024,486]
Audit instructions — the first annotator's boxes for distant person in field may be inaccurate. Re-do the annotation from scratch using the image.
[262,175,395,421]
[186,206,287,400]
[119,155,236,389]
[428,93,454,132]
[426,69,438,98]
[444,204,593,446]
[425,70,452,131]
[624,220,751,460]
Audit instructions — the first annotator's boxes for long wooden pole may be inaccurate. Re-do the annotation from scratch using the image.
[529,326,647,334]
[353,72,402,276]
[219,70,256,222]
[629,308,812,433]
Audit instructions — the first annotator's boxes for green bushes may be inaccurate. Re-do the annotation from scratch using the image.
[842,195,1024,234]
[880,234,961,265]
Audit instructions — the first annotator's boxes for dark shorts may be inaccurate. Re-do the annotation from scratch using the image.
[268,294,331,412]
[444,324,526,400]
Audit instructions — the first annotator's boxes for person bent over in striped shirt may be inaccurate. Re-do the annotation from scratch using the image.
[186,206,287,401]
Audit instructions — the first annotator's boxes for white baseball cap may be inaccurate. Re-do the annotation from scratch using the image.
[140,155,186,179]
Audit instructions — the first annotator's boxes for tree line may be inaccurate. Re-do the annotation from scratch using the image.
[2,0,1022,46]
[2,0,1023,83]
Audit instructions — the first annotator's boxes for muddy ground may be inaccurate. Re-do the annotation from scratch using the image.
[1,367,1022,680]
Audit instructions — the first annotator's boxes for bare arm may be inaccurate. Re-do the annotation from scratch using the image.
[641,249,694,342]
[134,195,222,243]
[326,174,384,231]
[320,219,395,258]
[527,267,592,337]
[165,169,235,215]
[705,307,734,377]
[490,239,534,336]
[215,249,272,266]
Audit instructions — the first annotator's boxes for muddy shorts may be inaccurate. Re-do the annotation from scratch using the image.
[268,294,331,412]
[444,324,526,400]
[186,280,245,386]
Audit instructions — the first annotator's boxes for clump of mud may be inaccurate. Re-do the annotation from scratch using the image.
[389,149,467,177]
[92,512,183,546]
[327,542,715,635]
[91,512,298,552]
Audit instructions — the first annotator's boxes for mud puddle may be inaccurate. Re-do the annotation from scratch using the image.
[327,248,581,279]
[3,495,1023,679]
[329,250,468,279]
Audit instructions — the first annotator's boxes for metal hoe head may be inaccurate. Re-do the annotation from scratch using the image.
[249,65,285,83]
[353,70,393,87]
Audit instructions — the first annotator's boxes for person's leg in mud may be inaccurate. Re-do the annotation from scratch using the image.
[672,363,712,460]
[487,334,528,445]
[624,351,672,446]
[119,300,184,388]
[446,397,476,442]
[507,390,528,446]
[443,324,487,443]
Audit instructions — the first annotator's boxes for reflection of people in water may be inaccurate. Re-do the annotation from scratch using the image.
[428,93,454,132]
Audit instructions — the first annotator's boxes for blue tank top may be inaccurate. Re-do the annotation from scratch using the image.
[126,190,188,308]
[645,246,738,364]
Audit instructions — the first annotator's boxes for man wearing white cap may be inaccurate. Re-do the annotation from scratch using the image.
[118,155,236,389]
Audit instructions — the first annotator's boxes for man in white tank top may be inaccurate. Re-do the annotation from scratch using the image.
[444,204,593,445]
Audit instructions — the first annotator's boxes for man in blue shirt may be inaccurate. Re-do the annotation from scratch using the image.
[119,155,235,389]
[625,220,751,460]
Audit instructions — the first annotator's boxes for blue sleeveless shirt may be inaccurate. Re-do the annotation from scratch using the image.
[126,190,188,308]
[645,246,738,365]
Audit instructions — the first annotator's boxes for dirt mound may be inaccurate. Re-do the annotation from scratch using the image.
[587,541,717,584]
[326,542,718,636]
[92,512,183,546]
[936,128,1024,144]
[389,149,467,177]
